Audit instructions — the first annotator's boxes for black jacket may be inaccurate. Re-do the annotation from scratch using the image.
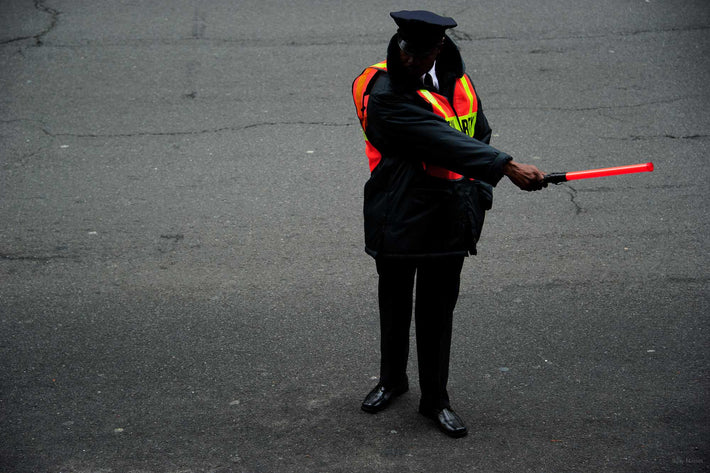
[361,35,512,258]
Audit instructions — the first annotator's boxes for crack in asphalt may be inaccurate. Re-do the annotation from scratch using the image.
[452,24,710,43]
[2,148,46,169]
[0,253,66,262]
[610,134,710,142]
[5,23,707,50]
[2,35,383,49]
[40,121,354,139]
[33,0,59,46]
[609,24,710,37]
[561,184,583,215]
[490,95,695,113]
[0,0,60,46]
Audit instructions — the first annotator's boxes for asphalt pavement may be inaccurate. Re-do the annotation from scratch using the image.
[1,1,708,472]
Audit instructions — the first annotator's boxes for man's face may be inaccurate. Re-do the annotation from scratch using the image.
[398,44,441,79]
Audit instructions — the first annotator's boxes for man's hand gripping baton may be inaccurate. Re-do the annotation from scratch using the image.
[543,162,654,185]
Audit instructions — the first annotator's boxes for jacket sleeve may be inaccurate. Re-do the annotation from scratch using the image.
[366,87,511,186]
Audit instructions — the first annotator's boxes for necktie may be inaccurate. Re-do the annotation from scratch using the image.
[423,73,435,89]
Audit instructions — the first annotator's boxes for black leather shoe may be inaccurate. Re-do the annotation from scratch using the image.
[419,406,468,438]
[361,382,408,413]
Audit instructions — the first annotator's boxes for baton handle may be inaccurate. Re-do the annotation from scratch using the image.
[543,172,567,185]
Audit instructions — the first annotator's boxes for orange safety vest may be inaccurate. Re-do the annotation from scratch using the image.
[352,61,478,180]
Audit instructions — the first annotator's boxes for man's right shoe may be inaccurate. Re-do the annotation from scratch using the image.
[419,406,468,438]
[361,381,408,413]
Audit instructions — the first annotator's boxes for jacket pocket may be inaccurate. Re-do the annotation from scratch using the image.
[475,180,493,211]
[461,180,493,252]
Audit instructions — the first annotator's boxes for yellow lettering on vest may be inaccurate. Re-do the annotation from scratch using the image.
[458,113,477,137]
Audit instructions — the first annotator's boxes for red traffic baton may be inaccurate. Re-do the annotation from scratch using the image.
[543,162,654,185]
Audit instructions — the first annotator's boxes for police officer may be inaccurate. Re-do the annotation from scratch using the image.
[352,11,546,438]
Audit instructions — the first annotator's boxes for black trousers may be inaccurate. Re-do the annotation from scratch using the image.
[375,255,465,410]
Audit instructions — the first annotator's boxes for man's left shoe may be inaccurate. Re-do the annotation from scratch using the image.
[419,406,468,438]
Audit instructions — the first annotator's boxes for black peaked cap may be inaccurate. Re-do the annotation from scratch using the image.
[390,10,457,55]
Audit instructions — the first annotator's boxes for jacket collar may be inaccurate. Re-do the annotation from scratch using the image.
[385,34,465,93]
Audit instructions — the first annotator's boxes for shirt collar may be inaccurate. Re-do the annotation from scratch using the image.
[421,62,439,90]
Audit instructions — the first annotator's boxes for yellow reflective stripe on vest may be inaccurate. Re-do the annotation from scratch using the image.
[459,76,475,117]
[454,76,477,136]
[352,61,388,172]
[419,89,462,131]
[419,90,448,118]
[418,90,452,121]
[353,62,388,137]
